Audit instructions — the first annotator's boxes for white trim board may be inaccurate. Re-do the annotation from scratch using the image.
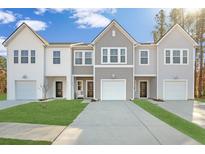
[135,74,156,77]
[72,74,94,77]
[95,65,133,68]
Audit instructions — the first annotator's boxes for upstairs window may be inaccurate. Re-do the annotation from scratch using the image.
[14,50,18,63]
[173,50,180,64]
[74,51,93,65]
[31,50,36,64]
[139,50,149,65]
[110,49,118,63]
[165,50,171,64]
[164,49,188,65]
[102,49,108,63]
[53,51,60,64]
[120,49,126,63]
[75,52,83,65]
[21,50,28,63]
[183,50,188,64]
[101,47,127,64]
[85,52,92,65]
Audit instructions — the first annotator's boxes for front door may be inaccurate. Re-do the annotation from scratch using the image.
[140,81,147,98]
[56,81,63,97]
[87,81,93,97]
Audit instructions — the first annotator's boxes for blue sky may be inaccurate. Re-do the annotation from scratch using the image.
[0,8,164,56]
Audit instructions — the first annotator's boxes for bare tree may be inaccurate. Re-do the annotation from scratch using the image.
[40,80,49,100]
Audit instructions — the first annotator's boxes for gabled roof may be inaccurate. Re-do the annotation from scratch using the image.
[156,24,198,46]
[3,23,49,46]
[91,20,139,45]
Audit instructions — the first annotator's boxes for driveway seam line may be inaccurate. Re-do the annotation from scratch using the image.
[124,101,162,145]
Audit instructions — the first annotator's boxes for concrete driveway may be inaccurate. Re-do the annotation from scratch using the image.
[158,100,205,128]
[53,101,199,145]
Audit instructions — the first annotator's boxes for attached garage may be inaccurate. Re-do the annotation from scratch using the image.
[164,80,187,100]
[15,80,37,100]
[101,79,126,100]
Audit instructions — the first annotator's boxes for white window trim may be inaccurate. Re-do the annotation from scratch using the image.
[139,49,149,65]
[101,47,127,64]
[76,80,83,91]
[13,50,19,64]
[21,50,29,64]
[53,51,61,64]
[74,50,93,66]
[164,48,189,65]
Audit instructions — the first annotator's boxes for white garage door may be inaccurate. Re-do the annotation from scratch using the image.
[101,79,126,100]
[16,81,37,100]
[164,80,187,100]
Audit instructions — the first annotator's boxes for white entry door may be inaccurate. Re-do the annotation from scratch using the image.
[101,79,126,100]
[15,80,37,100]
[164,80,187,100]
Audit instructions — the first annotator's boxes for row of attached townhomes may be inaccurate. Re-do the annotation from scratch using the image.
[3,20,198,101]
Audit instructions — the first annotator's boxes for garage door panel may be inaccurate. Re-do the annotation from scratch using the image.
[102,80,126,100]
[164,80,187,100]
[16,81,37,100]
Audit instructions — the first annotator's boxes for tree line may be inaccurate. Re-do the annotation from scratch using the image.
[152,8,205,98]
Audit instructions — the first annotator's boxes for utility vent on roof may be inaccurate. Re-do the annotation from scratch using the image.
[112,30,116,37]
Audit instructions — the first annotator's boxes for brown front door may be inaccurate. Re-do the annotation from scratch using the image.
[87,81,93,97]
[140,81,147,98]
[56,81,63,97]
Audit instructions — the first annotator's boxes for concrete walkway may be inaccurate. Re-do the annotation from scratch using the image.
[158,100,205,129]
[0,122,65,142]
[53,101,199,145]
[0,100,34,110]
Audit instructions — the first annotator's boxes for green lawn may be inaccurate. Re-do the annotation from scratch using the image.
[0,138,51,145]
[0,99,87,126]
[195,96,205,103]
[133,99,205,144]
[0,93,6,101]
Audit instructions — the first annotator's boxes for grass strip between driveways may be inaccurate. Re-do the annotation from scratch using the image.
[0,93,6,101]
[0,99,87,126]
[133,99,205,144]
[0,138,51,145]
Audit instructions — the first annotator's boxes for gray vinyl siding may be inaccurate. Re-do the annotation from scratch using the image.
[157,27,194,99]
[95,25,134,65]
[135,46,157,74]
[95,68,133,100]
[134,77,157,99]
[74,77,93,98]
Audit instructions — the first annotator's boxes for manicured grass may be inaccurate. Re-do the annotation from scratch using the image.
[0,93,6,101]
[133,99,205,144]
[0,138,51,145]
[195,97,205,103]
[0,99,87,126]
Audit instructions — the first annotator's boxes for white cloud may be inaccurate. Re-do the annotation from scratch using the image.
[0,10,16,24]
[0,36,7,56]
[16,19,48,31]
[34,8,116,28]
[34,8,69,15]
[70,9,117,28]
